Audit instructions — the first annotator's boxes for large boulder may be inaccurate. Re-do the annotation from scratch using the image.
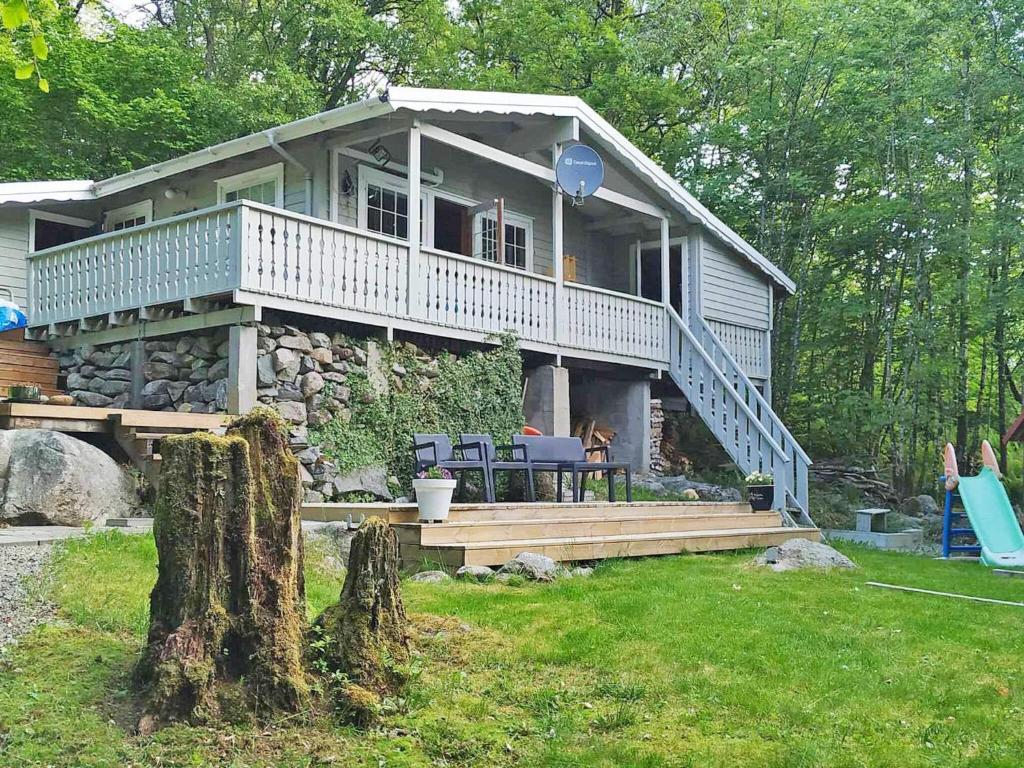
[0,430,139,525]
[755,538,857,572]
[901,494,940,519]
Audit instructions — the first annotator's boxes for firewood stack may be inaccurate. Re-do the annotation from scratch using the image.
[808,460,900,506]
[650,398,665,476]
[572,417,616,479]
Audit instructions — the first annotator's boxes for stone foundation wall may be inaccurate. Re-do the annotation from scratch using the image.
[650,398,664,476]
[59,328,230,412]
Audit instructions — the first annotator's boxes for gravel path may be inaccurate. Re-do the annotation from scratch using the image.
[0,544,55,654]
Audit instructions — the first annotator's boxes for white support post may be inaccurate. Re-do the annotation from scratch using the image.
[634,237,642,297]
[407,122,422,317]
[660,217,670,305]
[552,142,564,346]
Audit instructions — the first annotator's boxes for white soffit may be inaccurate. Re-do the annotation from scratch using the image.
[0,180,96,204]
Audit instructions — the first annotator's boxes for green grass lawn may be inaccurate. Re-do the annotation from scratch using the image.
[2,531,1023,767]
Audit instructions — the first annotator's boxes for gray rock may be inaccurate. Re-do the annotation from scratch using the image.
[755,538,858,572]
[100,379,131,397]
[295,447,322,465]
[88,377,108,392]
[103,368,132,382]
[148,350,182,366]
[310,461,338,483]
[301,371,325,398]
[410,570,450,584]
[307,409,331,428]
[455,565,494,581]
[110,393,130,409]
[310,331,331,349]
[299,355,318,374]
[499,551,561,582]
[275,400,307,424]
[141,379,171,397]
[66,372,91,391]
[167,380,190,402]
[322,372,347,385]
[303,489,324,504]
[0,430,139,525]
[325,361,350,374]
[568,566,594,578]
[901,494,940,519]
[141,393,172,410]
[278,334,313,353]
[277,381,304,402]
[211,379,229,411]
[332,464,392,501]
[191,336,220,357]
[73,390,113,407]
[257,335,277,353]
[189,366,209,383]
[143,361,178,382]
[272,348,300,380]
[145,340,177,352]
[88,350,118,368]
[256,355,277,388]
[656,475,742,502]
[206,358,229,381]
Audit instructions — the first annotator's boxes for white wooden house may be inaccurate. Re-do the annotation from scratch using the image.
[0,88,810,521]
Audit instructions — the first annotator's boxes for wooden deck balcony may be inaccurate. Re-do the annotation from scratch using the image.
[26,200,669,370]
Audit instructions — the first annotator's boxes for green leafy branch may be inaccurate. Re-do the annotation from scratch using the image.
[3,0,49,91]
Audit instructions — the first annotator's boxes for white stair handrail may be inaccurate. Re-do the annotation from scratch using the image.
[665,306,789,463]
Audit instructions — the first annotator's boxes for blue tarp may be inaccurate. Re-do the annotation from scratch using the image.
[0,298,27,332]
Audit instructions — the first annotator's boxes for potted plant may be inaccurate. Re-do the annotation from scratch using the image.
[413,466,457,523]
[744,472,774,511]
[7,383,41,403]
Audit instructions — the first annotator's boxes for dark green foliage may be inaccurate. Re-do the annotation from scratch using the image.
[311,334,523,491]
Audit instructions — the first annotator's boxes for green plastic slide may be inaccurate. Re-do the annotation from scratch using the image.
[956,467,1024,568]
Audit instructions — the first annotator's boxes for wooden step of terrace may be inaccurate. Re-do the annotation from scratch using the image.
[395,511,783,545]
[303,500,754,525]
[403,526,821,569]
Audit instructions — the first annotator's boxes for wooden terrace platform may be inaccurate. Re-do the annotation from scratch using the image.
[303,500,819,568]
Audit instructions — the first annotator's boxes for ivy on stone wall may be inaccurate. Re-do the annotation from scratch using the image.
[310,333,523,492]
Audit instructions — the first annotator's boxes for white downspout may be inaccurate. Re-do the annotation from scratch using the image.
[266,130,313,216]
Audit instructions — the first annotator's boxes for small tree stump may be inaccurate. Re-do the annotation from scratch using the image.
[136,409,308,731]
[315,516,409,722]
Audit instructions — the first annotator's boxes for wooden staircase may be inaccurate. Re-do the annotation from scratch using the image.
[304,501,820,569]
[0,329,61,398]
[109,411,227,489]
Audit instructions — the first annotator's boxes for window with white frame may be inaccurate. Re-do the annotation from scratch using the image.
[354,164,533,270]
[104,200,153,232]
[474,211,532,270]
[216,163,284,207]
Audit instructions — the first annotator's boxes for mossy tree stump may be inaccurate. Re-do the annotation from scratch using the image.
[136,409,308,731]
[315,516,409,722]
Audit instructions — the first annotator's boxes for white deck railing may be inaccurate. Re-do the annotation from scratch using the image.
[27,201,666,367]
[28,204,241,326]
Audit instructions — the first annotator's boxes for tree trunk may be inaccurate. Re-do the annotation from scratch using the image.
[315,516,409,724]
[136,410,308,732]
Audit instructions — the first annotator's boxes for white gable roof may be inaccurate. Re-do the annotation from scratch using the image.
[0,87,793,293]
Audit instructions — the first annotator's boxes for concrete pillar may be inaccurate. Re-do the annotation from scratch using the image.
[129,339,146,409]
[227,325,257,415]
[523,364,570,436]
[571,376,651,472]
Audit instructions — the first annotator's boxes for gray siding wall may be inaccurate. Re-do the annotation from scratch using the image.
[0,208,29,305]
[701,234,770,330]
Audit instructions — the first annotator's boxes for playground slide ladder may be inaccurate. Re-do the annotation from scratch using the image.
[665,307,814,527]
[941,485,981,558]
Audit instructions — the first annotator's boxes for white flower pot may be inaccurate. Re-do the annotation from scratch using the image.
[413,478,457,522]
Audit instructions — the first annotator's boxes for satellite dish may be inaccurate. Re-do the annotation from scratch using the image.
[556,144,604,205]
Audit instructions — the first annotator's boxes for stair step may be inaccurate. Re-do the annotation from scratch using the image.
[304,500,754,524]
[0,332,50,355]
[396,512,782,545]
[404,526,820,568]
[0,351,59,370]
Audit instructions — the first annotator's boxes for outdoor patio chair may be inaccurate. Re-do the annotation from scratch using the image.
[511,435,632,503]
[460,433,536,502]
[413,433,495,503]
